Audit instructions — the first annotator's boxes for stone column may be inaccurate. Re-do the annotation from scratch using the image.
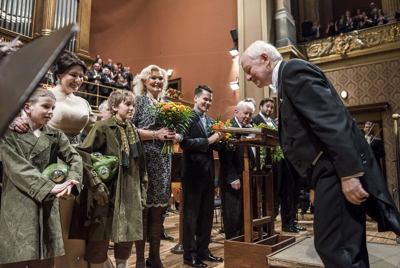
[41,0,56,36]
[274,0,296,47]
[381,0,400,19]
[75,0,92,60]
[237,0,274,101]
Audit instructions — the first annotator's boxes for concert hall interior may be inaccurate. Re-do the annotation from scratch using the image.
[1,0,400,267]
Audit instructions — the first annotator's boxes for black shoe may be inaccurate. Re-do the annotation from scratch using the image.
[293,223,306,231]
[145,258,151,267]
[146,258,164,268]
[282,225,299,233]
[183,257,208,267]
[161,229,174,241]
[199,253,224,263]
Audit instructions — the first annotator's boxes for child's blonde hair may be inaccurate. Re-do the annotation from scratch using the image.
[108,90,135,114]
[27,87,56,104]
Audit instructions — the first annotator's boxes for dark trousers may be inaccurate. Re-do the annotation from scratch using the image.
[221,182,243,239]
[85,240,133,263]
[313,158,369,268]
[182,176,214,260]
[279,159,300,227]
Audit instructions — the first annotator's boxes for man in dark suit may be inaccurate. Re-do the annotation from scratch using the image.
[253,98,305,233]
[86,62,102,106]
[180,85,224,268]
[218,100,255,239]
[363,121,386,171]
[241,40,400,267]
[252,97,277,127]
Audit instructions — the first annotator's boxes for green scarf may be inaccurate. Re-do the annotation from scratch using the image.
[113,116,142,168]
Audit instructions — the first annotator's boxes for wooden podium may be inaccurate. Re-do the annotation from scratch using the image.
[220,127,295,268]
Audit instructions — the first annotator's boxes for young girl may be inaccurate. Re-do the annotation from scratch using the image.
[0,88,82,267]
[76,90,147,268]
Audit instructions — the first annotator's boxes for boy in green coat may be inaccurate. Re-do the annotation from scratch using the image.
[76,90,147,268]
[0,88,82,267]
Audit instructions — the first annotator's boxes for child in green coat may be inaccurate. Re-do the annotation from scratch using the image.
[76,90,147,268]
[0,88,82,267]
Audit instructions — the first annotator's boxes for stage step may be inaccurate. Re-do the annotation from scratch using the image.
[267,236,400,268]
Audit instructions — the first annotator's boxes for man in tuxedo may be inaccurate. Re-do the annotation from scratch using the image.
[241,40,400,267]
[86,62,102,106]
[363,121,385,171]
[218,100,255,239]
[252,98,277,127]
[180,85,224,267]
[253,98,305,233]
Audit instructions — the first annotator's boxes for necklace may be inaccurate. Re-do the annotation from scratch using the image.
[146,92,160,105]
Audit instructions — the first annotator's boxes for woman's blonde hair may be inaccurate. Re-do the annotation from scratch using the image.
[133,64,168,96]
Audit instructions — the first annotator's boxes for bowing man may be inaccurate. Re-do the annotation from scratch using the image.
[241,40,400,268]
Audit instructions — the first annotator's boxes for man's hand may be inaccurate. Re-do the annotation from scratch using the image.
[309,189,315,206]
[341,178,369,205]
[230,180,241,190]
[173,133,182,144]
[208,132,223,144]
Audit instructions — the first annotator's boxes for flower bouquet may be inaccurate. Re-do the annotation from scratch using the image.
[253,123,284,165]
[165,88,182,99]
[154,102,193,154]
[210,119,233,141]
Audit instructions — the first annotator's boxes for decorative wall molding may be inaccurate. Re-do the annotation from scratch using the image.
[325,59,400,192]
[302,23,400,60]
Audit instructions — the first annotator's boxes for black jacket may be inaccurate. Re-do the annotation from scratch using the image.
[218,118,244,185]
[180,111,217,182]
[278,59,400,234]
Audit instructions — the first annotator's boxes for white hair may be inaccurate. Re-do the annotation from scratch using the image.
[236,100,255,113]
[242,40,282,62]
[98,100,109,113]
[133,64,168,96]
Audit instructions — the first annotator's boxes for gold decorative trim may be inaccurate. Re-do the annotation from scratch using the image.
[303,23,400,59]
[0,28,32,42]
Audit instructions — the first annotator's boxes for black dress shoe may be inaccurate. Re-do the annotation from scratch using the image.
[161,229,174,241]
[145,258,151,267]
[183,257,208,267]
[199,253,224,263]
[282,225,300,233]
[293,223,306,231]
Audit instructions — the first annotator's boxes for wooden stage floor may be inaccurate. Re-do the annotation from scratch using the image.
[108,210,397,267]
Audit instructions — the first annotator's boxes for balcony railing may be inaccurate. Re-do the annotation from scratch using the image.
[299,22,400,61]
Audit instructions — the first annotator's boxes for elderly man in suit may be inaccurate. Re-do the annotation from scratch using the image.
[180,85,224,268]
[218,100,255,239]
[241,40,400,267]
